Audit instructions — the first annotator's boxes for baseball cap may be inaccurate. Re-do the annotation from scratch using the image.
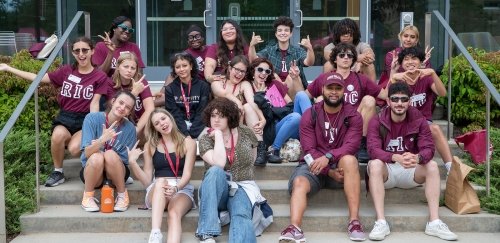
[323,72,344,87]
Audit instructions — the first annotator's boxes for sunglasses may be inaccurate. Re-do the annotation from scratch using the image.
[389,96,410,103]
[256,67,272,75]
[232,66,247,75]
[72,48,90,55]
[188,34,202,41]
[117,23,135,33]
[338,52,354,59]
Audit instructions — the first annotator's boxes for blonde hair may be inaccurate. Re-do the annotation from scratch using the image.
[398,25,420,46]
[111,52,143,89]
[145,108,186,157]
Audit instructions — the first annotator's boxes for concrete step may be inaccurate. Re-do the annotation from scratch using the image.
[20,204,500,234]
[39,175,452,206]
[11,232,500,243]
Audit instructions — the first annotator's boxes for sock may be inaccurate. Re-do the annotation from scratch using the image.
[54,168,63,173]
[151,228,161,233]
[117,192,125,198]
[377,219,387,224]
[445,162,452,172]
[428,219,441,226]
[84,191,95,198]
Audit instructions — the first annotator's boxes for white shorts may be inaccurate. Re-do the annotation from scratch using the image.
[382,162,421,189]
[145,178,196,209]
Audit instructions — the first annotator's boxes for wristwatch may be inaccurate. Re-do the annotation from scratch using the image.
[325,152,333,162]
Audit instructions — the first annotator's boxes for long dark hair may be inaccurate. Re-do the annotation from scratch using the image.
[332,18,361,46]
[247,57,274,84]
[71,36,94,70]
[216,19,247,72]
[169,52,199,79]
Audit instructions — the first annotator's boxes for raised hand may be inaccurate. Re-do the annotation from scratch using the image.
[100,121,122,144]
[127,140,144,162]
[250,32,264,47]
[390,50,400,71]
[131,74,148,95]
[97,32,115,53]
[288,60,300,79]
[0,63,10,72]
[299,35,313,50]
[423,46,434,65]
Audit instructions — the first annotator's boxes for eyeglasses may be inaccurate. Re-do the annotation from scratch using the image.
[338,52,354,59]
[231,66,247,75]
[72,48,90,55]
[221,26,236,32]
[117,23,135,33]
[256,67,272,75]
[188,34,202,41]
[389,96,410,103]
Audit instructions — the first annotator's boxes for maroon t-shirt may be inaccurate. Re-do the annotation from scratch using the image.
[408,75,436,120]
[308,71,381,108]
[205,43,249,73]
[48,65,108,112]
[106,78,153,121]
[185,47,208,81]
[92,41,146,77]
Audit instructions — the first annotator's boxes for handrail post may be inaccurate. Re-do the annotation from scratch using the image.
[84,12,91,39]
[35,88,40,212]
[0,143,5,243]
[486,91,491,196]
[425,12,431,50]
[447,35,453,140]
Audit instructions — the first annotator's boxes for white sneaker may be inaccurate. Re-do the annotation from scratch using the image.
[199,237,216,243]
[148,231,163,243]
[369,220,391,240]
[425,220,458,241]
[125,176,134,185]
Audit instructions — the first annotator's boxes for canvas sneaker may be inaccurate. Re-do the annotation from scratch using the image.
[113,190,129,212]
[81,194,99,212]
[425,219,458,241]
[278,224,306,243]
[347,220,367,241]
[148,231,163,243]
[199,236,216,243]
[125,176,134,185]
[369,220,391,240]
[45,171,65,187]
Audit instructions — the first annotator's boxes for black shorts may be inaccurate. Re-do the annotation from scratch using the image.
[79,165,130,188]
[51,110,88,135]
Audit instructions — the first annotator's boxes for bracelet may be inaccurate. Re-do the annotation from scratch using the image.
[173,186,178,193]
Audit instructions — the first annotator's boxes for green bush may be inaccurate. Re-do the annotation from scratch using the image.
[462,127,500,214]
[0,50,61,234]
[439,48,500,127]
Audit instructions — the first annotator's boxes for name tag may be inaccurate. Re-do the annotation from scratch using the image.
[120,51,131,56]
[67,74,82,83]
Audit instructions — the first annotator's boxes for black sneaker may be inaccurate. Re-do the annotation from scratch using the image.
[254,141,268,167]
[45,171,65,187]
[267,148,283,164]
[356,137,369,163]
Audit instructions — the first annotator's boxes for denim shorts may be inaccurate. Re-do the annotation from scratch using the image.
[288,163,343,196]
[145,178,196,209]
[52,110,87,135]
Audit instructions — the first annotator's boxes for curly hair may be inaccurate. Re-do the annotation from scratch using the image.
[145,108,186,157]
[332,18,361,46]
[108,16,132,39]
[202,97,240,129]
[71,36,95,70]
[398,25,420,46]
[388,81,411,97]
[329,42,358,69]
[111,52,143,89]
[247,57,274,84]
[169,52,199,79]
[216,19,247,72]
[273,16,294,32]
[397,47,425,65]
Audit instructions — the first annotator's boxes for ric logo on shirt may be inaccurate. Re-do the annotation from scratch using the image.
[61,81,94,100]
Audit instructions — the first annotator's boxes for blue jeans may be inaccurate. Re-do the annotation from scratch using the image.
[196,166,256,243]
[272,112,300,150]
[293,91,312,114]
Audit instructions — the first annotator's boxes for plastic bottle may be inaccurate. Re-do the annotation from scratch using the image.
[101,180,114,213]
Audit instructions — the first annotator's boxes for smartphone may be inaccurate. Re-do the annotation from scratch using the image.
[304,153,314,166]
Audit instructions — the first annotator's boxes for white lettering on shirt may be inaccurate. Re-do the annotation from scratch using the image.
[324,122,338,144]
[410,93,426,107]
[386,136,404,152]
[60,81,94,100]
[281,61,288,72]
[344,91,359,105]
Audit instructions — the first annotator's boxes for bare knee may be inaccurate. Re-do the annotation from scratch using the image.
[368,159,385,176]
[292,176,310,194]
[86,155,105,170]
[360,96,376,110]
[51,127,70,145]
[338,155,359,172]
[424,160,440,175]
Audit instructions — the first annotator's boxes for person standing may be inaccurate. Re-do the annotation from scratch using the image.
[366,81,457,241]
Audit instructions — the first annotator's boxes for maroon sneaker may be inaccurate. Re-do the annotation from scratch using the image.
[279,224,306,243]
[348,219,367,241]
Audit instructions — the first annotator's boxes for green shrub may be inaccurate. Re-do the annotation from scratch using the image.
[0,50,61,234]
[439,48,500,127]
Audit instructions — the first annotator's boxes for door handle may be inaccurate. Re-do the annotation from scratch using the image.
[296,10,303,27]
[203,10,210,28]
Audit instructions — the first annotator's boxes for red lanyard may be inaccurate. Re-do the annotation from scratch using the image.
[104,113,121,151]
[180,81,192,119]
[226,129,235,166]
[161,138,180,179]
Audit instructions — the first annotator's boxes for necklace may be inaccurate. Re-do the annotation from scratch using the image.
[324,106,342,138]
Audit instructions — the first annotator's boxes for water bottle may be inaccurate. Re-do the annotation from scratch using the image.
[101,180,114,213]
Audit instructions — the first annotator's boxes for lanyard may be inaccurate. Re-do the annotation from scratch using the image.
[180,81,192,119]
[226,129,235,166]
[161,138,180,179]
[104,113,121,151]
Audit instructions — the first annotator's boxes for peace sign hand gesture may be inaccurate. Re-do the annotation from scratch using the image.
[97,32,115,53]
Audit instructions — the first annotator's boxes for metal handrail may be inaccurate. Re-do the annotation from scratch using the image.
[426,11,500,196]
[0,11,90,243]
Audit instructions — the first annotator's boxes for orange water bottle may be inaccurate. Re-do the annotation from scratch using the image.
[101,180,114,213]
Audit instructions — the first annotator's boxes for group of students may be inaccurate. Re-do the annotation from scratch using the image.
[0,14,460,243]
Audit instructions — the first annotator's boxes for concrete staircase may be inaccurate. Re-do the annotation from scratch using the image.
[11,154,500,242]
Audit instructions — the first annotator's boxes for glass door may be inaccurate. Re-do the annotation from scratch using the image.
[215,0,290,53]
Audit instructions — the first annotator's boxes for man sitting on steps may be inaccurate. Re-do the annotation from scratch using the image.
[366,81,457,241]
